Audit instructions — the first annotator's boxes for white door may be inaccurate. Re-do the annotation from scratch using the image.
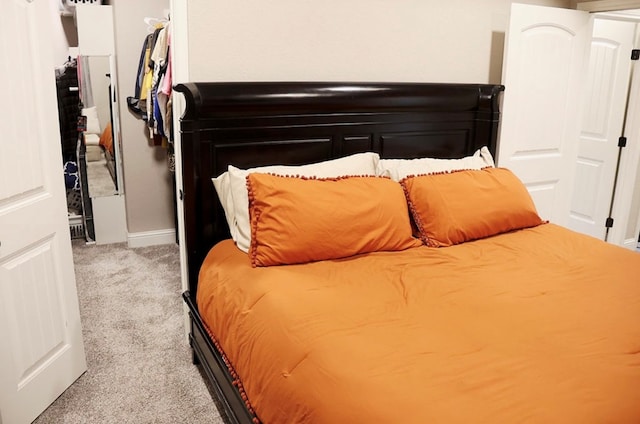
[0,1,87,423]
[498,4,592,225]
[568,18,636,239]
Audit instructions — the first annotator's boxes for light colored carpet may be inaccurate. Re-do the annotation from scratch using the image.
[86,157,116,198]
[33,241,224,424]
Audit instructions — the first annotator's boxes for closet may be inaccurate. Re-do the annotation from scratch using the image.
[499,3,640,250]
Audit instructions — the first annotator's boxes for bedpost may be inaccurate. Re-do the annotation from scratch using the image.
[174,83,201,304]
[477,84,505,157]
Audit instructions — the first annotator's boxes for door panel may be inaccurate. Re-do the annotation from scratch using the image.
[569,19,636,239]
[0,1,87,423]
[499,4,592,225]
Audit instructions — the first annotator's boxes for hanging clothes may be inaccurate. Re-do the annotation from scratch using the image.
[127,33,152,118]
[148,23,170,145]
[158,27,173,144]
[56,58,80,163]
[126,17,175,172]
[127,19,173,152]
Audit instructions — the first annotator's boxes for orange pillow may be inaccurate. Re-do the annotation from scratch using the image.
[99,122,114,155]
[247,174,422,267]
[401,168,544,247]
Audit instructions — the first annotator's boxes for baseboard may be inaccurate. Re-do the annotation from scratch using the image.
[127,228,176,248]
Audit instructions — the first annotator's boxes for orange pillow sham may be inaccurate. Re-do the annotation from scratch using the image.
[401,168,544,247]
[247,174,422,267]
[99,122,114,155]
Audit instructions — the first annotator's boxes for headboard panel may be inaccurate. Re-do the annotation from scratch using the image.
[174,82,504,299]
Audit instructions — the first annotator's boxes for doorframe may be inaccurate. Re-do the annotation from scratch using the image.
[168,0,191,339]
[577,1,640,12]
[610,43,640,248]
[588,13,640,248]
[635,197,640,248]
[572,9,640,249]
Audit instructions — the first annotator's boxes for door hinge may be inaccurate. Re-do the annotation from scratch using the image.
[618,136,627,148]
[632,49,640,60]
[605,217,614,228]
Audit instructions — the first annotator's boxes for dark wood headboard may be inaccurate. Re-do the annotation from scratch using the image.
[174,82,504,300]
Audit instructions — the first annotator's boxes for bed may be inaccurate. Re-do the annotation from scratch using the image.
[174,82,640,424]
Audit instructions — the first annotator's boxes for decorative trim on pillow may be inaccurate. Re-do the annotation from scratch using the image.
[401,168,544,247]
[223,152,381,252]
[247,174,421,267]
[379,146,495,181]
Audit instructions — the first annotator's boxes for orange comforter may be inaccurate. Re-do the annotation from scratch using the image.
[197,224,640,423]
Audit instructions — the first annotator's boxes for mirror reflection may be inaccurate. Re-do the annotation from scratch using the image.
[79,55,119,198]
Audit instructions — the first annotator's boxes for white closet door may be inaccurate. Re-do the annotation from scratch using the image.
[0,1,87,423]
[498,4,592,225]
[568,18,636,240]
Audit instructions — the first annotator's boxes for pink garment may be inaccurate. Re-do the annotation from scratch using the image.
[160,31,172,96]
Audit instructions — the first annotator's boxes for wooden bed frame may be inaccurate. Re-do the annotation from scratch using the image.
[174,81,504,424]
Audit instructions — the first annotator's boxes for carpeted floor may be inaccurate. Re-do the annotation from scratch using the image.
[86,157,117,198]
[33,241,224,424]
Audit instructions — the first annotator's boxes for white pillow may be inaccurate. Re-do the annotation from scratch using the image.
[84,133,100,146]
[212,172,238,242]
[379,146,495,181]
[82,106,101,135]
[213,152,381,253]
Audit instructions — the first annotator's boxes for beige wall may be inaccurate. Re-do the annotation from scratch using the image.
[186,0,571,85]
[115,0,579,238]
[112,0,174,235]
[65,1,589,241]
[48,0,76,65]
[87,56,111,132]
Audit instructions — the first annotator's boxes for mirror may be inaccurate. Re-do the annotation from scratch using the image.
[80,55,123,198]
[75,5,127,245]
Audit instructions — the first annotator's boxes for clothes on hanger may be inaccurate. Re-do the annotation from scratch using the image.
[127,18,173,161]
[56,57,85,217]
[56,57,80,163]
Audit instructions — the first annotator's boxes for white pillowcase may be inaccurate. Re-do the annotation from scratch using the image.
[379,146,495,181]
[212,172,238,242]
[84,133,100,147]
[212,152,381,253]
[82,106,101,135]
